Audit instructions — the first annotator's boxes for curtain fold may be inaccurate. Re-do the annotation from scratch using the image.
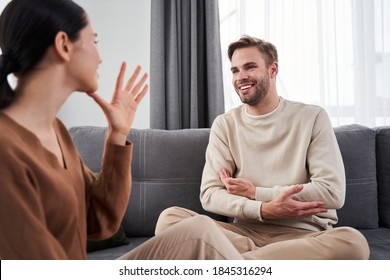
[150,0,224,129]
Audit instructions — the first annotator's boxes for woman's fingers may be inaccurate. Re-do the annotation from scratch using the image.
[113,62,127,99]
[134,84,149,103]
[124,65,142,93]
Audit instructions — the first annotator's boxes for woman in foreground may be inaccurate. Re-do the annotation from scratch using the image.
[0,0,242,260]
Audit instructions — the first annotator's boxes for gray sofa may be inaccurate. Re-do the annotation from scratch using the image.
[69,124,390,260]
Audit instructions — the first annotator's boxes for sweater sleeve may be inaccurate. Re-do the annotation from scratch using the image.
[295,109,346,208]
[84,141,132,240]
[200,117,262,220]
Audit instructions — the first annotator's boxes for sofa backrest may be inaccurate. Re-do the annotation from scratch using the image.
[69,124,390,237]
[69,126,226,237]
[334,125,378,229]
[374,127,390,228]
[124,128,227,236]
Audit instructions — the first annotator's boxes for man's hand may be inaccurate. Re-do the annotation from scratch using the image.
[219,169,256,199]
[261,185,327,220]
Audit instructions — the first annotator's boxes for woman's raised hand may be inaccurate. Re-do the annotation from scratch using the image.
[88,62,148,145]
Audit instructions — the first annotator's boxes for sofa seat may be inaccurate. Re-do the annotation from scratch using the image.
[87,237,149,260]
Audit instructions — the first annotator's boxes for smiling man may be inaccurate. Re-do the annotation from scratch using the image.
[230,42,276,113]
[155,35,370,260]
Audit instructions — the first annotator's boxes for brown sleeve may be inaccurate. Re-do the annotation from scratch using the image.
[84,141,132,240]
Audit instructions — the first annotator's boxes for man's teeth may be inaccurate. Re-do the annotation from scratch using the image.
[241,85,251,90]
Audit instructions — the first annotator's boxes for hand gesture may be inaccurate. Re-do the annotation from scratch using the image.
[219,169,256,199]
[261,185,327,220]
[88,62,148,145]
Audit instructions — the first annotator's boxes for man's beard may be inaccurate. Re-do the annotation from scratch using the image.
[235,76,270,107]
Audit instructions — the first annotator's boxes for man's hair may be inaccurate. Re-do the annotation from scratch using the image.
[227,35,278,67]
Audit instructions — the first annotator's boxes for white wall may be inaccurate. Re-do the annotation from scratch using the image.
[0,0,151,129]
[59,0,151,129]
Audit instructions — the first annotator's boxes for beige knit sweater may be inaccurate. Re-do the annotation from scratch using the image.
[200,98,345,231]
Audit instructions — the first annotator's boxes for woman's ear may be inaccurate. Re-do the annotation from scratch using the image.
[54,31,72,62]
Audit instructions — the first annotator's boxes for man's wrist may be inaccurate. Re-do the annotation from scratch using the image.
[261,202,272,220]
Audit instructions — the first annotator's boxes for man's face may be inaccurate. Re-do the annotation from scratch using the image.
[230,46,270,106]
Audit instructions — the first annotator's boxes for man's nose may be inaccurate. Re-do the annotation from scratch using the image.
[236,70,249,81]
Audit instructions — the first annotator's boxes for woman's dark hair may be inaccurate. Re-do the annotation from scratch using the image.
[0,0,88,109]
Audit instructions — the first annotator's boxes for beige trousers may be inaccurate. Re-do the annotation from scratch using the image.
[155,206,370,260]
[118,214,243,260]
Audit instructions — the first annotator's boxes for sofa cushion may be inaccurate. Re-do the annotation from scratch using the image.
[87,225,129,252]
[87,237,150,260]
[333,125,378,229]
[69,126,106,173]
[69,127,225,237]
[359,228,390,259]
[374,127,390,227]
[123,128,226,237]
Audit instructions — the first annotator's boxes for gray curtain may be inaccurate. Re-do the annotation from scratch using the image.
[150,0,224,129]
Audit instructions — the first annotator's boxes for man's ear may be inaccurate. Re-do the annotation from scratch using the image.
[54,31,72,62]
[269,61,278,78]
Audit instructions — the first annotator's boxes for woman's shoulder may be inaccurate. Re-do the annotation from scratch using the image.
[0,113,53,168]
[0,117,32,173]
[0,112,24,146]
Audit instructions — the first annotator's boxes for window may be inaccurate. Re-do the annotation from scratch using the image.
[219,0,390,127]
